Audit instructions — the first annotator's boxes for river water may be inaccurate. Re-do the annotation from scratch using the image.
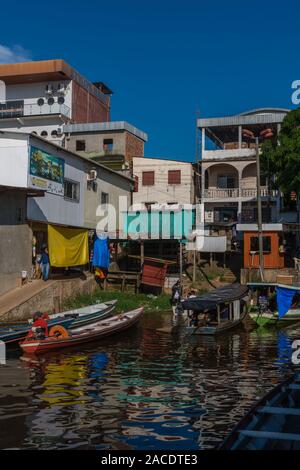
[0,311,299,450]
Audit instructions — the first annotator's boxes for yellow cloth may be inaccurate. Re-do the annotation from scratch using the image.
[48,225,89,267]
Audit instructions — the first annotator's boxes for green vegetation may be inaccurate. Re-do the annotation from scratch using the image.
[261,108,300,197]
[64,290,172,314]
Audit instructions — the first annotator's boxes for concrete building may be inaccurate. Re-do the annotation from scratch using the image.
[0,131,133,295]
[0,59,112,145]
[64,121,148,172]
[132,156,195,207]
[197,108,289,226]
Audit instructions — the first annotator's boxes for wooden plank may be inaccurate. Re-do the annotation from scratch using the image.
[239,430,300,441]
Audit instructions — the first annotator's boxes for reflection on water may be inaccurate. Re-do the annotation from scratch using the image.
[0,312,299,450]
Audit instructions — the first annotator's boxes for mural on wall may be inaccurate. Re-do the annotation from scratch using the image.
[28,146,65,195]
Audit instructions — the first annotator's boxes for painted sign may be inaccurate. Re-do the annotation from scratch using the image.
[28,146,65,195]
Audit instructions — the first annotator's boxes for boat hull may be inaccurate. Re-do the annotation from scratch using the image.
[220,374,300,450]
[249,310,300,327]
[186,311,247,335]
[21,308,143,355]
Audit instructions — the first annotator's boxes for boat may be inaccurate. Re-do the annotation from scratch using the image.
[180,283,248,335]
[0,300,116,345]
[49,300,117,329]
[248,282,300,327]
[20,307,144,355]
[220,374,300,450]
[0,317,74,345]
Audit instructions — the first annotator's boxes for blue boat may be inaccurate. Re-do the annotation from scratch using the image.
[220,374,300,450]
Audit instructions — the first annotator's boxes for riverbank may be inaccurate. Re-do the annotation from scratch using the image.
[63,290,172,314]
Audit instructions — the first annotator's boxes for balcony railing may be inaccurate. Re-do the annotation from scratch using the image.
[203,188,239,198]
[0,100,71,120]
[203,188,278,199]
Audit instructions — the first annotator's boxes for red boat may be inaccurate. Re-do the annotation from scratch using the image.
[20,307,144,355]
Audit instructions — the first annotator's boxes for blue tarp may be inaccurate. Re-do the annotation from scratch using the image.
[92,236,110,269]
[276,286,298,318]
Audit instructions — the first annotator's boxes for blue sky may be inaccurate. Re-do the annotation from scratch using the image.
[1,0,299,161]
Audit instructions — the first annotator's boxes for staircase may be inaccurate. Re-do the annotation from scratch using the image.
[222,267,240,283]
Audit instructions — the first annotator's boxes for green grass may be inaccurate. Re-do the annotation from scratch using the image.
[63,290,171,314]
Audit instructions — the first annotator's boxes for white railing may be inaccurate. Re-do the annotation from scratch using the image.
[203,188,239,198]
[203,188,278,198]
[0,100,71,119]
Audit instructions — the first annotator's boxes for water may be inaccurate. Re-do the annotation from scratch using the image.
[0,311,299,450]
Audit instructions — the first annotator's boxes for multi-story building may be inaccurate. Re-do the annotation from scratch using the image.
[0,131,133,295]
[197,108,289,226]
[132,156,195,207]
[64,121,148,172]
[0,59,112,145]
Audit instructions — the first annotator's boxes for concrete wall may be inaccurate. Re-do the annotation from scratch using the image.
[84,165,132,231]
[0,190,32,295]
[66,130,144,164]
[133,157,195,205]
[27,135,85,228]
[0,273,99,321]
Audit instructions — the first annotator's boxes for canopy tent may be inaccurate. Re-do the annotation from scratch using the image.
[48,225,89,267]
[181,283,248,312]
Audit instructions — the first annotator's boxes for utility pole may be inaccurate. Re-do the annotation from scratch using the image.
[242,128,274,282]
[255,136,265,281]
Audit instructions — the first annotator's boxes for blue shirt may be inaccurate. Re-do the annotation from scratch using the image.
[40,252,50,265]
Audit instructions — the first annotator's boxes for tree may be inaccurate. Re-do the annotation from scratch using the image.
[261,108,300,196]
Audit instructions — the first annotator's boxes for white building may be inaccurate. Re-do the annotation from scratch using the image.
[132,156,195,207]
[0,131,133,295]
[0,59,112,146]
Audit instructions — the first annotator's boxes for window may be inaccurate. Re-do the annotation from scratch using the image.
[76,140,86,151]
[51,129,58,137]
[250,236,271,253]
[168,170,181,185]
[103,139,113,152]
[142,171,155,186]
[217,174,236,188]
[40,130,48,137]
[64,179,80,202]
[101,191,109,206]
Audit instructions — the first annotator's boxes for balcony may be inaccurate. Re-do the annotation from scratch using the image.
[0,100,71,120]
[203,187,278,199]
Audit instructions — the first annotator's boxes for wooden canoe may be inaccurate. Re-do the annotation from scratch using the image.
[0,300,116,345]
[220,374,300,450]
[20,307,144,355]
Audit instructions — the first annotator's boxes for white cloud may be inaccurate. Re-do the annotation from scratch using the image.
[0,44,32,64]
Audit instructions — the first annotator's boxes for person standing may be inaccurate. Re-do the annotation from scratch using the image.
[39,245,50,281]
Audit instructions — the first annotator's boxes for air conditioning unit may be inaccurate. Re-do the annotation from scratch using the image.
[45,84,54,96]
[56,128,63,136]
[57,83,66,95]
[87,169,97,181]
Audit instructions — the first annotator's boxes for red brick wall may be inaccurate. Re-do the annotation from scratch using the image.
[72,81,110,123]
[125,133,144,164]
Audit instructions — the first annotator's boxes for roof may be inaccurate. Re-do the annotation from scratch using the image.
[236,223,283,232]
[133,156,193,164]
[93,82,113,95]
[0,59,110,104]
[181,283,248,311]
[197,108,289,145]
[64,121,148,142]
[0,130,134,183]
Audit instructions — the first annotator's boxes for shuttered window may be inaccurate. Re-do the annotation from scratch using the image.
[142,171,155,186]
[168,170,181,185]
